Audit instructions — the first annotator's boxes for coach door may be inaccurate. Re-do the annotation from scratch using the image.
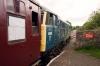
[53,15,57,45]
[29,3,41,63]
[1,0,31,66]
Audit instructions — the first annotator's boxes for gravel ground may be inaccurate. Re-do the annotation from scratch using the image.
[49,31,100,66]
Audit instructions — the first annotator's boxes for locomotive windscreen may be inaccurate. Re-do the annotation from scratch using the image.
[41,11,44,24]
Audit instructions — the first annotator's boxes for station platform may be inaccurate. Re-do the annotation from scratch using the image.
[47,36,100,66]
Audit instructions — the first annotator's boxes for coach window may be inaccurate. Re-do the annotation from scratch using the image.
[20,2,25,14]
[32,11,38,35]
[15,0,20,13]
[6,0,14,11]
[8,14,25,43]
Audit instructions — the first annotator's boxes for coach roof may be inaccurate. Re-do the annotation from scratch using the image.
[29,0,41,7]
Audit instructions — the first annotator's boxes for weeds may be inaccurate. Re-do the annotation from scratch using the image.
[75,44,100,59]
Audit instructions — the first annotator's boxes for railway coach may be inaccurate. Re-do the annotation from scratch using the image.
[0,0,41,66]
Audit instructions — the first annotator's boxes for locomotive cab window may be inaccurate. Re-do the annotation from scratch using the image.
[6,0,14,11]
[53,15,56,26]
[41,11,44,24]
[32,11,38,35]
[46,13,53,25]
[49,13,53,25]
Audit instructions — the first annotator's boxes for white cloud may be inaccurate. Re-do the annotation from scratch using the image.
[38,0,100,26]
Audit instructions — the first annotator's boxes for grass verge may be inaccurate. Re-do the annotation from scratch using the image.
[75,44,100,59]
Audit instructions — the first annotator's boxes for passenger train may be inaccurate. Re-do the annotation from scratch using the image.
[0,0,71,66]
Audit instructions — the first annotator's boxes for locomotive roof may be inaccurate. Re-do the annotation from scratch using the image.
[41,6,57,15]
[58,17,71,26]
[58,16,70,25]
[41,5,71,26]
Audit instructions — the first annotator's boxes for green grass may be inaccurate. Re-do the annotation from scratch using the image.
[75,44,100,59]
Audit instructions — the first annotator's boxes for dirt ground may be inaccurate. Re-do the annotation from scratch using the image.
[49,31,100,66]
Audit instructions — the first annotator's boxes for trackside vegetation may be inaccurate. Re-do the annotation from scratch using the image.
[72,8,100,30]
[75,44,100,59]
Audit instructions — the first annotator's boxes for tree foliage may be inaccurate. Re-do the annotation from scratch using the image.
[66,20,72,25]
[80,8,100,30]
[72,26,81,30]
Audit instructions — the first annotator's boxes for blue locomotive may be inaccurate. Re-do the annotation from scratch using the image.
[40,6,71,65]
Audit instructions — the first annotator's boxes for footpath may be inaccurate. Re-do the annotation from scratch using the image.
[48,32,100,66]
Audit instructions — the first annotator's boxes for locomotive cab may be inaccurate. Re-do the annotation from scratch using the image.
[41,9,58,52]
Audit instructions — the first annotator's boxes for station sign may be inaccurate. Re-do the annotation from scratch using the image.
[85,33,94,38]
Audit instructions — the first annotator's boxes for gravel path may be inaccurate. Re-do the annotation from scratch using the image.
[49,31,100,66]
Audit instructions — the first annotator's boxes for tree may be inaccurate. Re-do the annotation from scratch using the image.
[72,26,81,30]
[80,8,100,30]
[66,20,72,25]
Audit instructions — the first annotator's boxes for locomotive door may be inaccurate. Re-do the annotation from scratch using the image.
[53,15,57,45]
[29,3,41,63]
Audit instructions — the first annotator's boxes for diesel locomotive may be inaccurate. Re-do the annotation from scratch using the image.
[40,6,71,65]
[0,0,71,66]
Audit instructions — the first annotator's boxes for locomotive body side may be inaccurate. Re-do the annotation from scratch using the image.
[40,6,71,54]
[57,19,66,44]
[0,0,41,66]
[64,22,71,41]
[40,6,71,65]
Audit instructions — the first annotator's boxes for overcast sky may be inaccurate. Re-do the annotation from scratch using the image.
[37,0,100,26]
